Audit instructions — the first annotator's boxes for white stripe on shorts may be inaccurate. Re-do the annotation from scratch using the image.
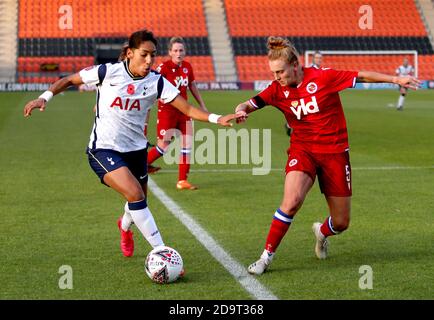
[88,150,109,173]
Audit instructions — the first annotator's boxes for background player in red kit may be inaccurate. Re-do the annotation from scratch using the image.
[235,37,421,275]
[147,37,208,190]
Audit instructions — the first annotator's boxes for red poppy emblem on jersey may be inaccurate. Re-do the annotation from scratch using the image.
[306,82,318,94]
[127,84,135,95]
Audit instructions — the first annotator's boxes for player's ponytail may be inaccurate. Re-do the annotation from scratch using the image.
[267,36,299,65]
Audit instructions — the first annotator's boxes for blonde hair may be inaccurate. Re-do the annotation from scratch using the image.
[168,37,185,50]
[267,36,299,64]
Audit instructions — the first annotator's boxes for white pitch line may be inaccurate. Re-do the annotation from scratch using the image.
[147,177,278,300]
[153,165,434,173]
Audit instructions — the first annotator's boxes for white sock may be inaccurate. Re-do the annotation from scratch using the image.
[121,202,133,231]
[398,95,405,108]
[261,249,274,263]
[129,201,164,248]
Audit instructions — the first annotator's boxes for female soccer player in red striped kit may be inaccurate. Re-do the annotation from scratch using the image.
[235,37,421,275]
[147,37,208,190]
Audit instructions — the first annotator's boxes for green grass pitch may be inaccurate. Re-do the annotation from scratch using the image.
[0,89,433,299]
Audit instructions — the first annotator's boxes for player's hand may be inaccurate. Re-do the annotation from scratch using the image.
[235,110,248,124]
[234,104,249,123]
[396,76,422,90]
[217,113,245,127]
[23,98,47,117]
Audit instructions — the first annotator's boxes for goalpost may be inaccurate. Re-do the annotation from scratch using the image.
[304,50,418,78]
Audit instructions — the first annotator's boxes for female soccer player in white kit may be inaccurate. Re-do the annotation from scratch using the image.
[23,30,240,258]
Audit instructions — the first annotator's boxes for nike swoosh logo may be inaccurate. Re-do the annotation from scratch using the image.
[110,83,121,86]
[140,175,147,179]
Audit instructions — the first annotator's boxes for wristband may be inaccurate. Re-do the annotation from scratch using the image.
[208,113,222,124]
[39,90,53,102]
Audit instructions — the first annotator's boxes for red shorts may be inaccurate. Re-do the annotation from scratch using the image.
[285,148,352,197]
[157,107,192,141]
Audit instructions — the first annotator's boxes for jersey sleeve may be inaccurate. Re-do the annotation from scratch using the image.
[322,68,358,92]
[157,75,180,104]
[79,64,108,86]
[249,82,275,109]
[156,63,165,74]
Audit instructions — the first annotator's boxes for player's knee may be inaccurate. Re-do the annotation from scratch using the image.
[124,188,145,203]
[332,216,350,232]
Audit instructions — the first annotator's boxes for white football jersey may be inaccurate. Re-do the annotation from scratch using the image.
[396,65,414,77]
[79,61,179,153]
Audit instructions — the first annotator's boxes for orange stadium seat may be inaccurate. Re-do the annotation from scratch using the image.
[419,55,434,80]
[19,0,208,38]
[17,56,95,79]
[17,0,433,82]
[236,56,271,82]
[224,0,427,37]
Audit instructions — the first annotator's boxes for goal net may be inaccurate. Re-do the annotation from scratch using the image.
[304,50,418,78]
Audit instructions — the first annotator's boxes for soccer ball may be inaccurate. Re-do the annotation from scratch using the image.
[145,246,184,284]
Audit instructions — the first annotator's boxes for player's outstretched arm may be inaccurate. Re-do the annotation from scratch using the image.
[23,73,84,117]
[233,100,257,123]
[170,95,242,127]
[357,71,421,90]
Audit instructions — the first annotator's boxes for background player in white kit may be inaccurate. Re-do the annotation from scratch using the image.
[395,58,414,111]
[23,30,241,259]
[311,51,323,69]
